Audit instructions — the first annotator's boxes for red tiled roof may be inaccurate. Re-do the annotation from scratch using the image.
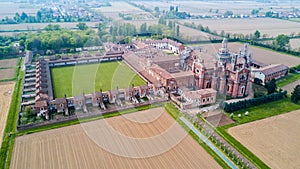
[35,100,47,107]
[259,64,288,76]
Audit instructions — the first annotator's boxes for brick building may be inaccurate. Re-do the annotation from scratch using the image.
[252,64,288,85]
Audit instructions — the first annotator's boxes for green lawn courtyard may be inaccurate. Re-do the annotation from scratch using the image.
[51,61,146,98]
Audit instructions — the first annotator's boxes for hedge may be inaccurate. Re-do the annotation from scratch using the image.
[223,91,287,112]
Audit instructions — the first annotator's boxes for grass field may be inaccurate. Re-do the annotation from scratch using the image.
[198,42,300,67]
[228,109,300,169]
[51,61,146,98]
[277,72,300,88]
[181,18,300,38]
[11,107,221,169]
[227,97,300,124]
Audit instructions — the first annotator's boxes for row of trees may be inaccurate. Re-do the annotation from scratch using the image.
[223,90,287,112]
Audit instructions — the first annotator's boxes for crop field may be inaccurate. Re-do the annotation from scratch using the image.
[11,107,221,169]
[0,58,18,67]
[181,18,300,38]
[51,61,146,98]
[178,25,221,41]
[92,2,149,20]
[0,58,18,80]
[123,19,158,28]
[0,2,40,19]
[133,1,300,16]
[0,22,99,31]
[228,109,300,169]
[197,42,300,67]
[290,38,300,50]
[0,69,15,80]
[0,82,15,144]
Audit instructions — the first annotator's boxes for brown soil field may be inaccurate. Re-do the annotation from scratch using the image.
[182,18,300,37]
[0,68,15,80]
[11,107,221,169]
[0,82,15,144]
[198,42,300,67]
[0,58,18,68]
[228,109,300,169]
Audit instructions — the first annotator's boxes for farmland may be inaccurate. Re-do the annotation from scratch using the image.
[228,109,300,169]
[92,2,151,21]
[197,42,300,67]
[178,25,220,41]
[11,107,221,169]
[0,82,15,144]
[290,38,300,50]
[0,22,99,32]
[181,18,300,37]
[133,0,300,16]
[51,61,146,98]
[0,58,18,80]
[0,2,40,19]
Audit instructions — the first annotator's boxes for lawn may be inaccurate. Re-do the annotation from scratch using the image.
[227,97,300,125]
[276,72,300,88]
[51,61,146,98]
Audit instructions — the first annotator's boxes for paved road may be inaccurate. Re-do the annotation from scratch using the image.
[180,117,239,169]
[282,79,300,93]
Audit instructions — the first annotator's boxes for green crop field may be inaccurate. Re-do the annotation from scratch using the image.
[51,61,146,98]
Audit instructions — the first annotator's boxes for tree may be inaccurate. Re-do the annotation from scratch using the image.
[158,17,166,25]
[168,21,173,29]
[77,22,88,30]
[224,11,233,17]
[291,85,300,103]
[267,79,277,94]
[254,30,260,39]
[154,6,159,13]
[176,25,180,37]
[140,23,147,33]
[251,9,259,15]
[24,106,34,117]
[275,34,290,49]
[170,6,174,11]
